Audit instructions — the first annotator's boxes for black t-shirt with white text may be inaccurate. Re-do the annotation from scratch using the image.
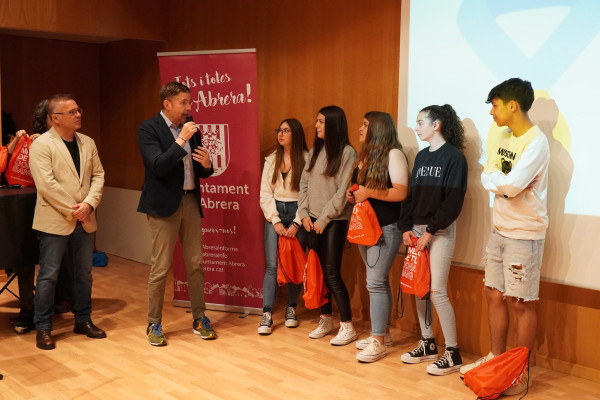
[398,142,467,234]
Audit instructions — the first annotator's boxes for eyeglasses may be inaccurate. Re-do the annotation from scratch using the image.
[53,107,83,116]
[275,128,292,135]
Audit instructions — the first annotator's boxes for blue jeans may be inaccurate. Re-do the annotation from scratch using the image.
[262,201,306,312]
[358,223,402,336]
[412,222,458,347]
[34,222,94,330]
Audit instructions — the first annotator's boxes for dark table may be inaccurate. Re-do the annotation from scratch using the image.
[0,187,39,269]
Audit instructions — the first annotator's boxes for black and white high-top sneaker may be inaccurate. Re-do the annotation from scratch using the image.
[426,346,463,375]
[401,337,438,364]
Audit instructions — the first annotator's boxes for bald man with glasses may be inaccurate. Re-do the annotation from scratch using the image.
[29,93,105,350]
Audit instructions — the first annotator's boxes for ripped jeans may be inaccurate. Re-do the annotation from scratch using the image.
[483,229,544,301]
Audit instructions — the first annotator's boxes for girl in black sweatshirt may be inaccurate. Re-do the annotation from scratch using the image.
[398,104,467,376]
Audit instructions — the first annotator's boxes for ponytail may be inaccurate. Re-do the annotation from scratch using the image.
[420,104,465,151]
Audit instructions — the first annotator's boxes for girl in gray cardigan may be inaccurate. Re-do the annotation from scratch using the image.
[298,105,357,346]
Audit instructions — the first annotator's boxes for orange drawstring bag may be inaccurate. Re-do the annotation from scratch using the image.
[277,236,306,285]
[346,184,382,246]
[400,236,431,299]
[0,146,7,176]
[462,347,530,399]
[302,250,329,309]
[5,136,35,186]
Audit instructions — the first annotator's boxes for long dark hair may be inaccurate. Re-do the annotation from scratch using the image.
[356,111,404,190]
[307,105,351,177]
[420,104,465,151]
[271,118,308,192]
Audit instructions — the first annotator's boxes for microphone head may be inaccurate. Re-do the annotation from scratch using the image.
[185,115,194,123]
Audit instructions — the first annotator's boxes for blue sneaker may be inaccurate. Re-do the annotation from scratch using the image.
[193,316,216,340]
[147,323,167,346]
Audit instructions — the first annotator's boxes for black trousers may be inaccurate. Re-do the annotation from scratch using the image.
[308,219,352,322]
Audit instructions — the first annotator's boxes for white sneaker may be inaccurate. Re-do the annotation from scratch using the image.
[356,337,387,363]
[502,370,531,396]
[459,351,495,375]
[308,315,335,339]
[257,312,272,335]
[355,332,392,350]
[284,306,299,328]
[329,321,358,346]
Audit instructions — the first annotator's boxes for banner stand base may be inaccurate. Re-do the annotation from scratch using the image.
[173,299,262,316]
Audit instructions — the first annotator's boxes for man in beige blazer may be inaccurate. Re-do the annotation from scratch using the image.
[29,94,105,350]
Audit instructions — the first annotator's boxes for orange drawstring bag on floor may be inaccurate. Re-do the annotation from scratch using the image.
[302,250,329,309]
[462,347,530,399]
[277,236,306,285]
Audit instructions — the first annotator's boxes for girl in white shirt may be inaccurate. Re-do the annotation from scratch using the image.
[258,118,308,335]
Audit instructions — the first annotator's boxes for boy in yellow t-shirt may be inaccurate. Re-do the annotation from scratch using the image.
[461,78,550,395]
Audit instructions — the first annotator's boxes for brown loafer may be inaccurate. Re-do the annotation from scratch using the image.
[36,329,56,350]
[74,321,107,339]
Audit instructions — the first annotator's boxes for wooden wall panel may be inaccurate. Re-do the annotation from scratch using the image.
[0,0,167,42]
[55,0,168,41]
[98,40,164,189]
[0,0,55,33]
[0,35,101,142]
[166,0,401,158]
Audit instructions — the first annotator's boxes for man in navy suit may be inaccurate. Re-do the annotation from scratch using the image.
[138,81,215,346]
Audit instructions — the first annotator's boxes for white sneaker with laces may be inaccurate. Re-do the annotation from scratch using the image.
[502,370,530,396]
[308,315,335,339]
[459,351,495,375]
[257,312,272,335]
[330,320,358,346]
[356,337,387,363]
[284,306,299,328]
[356,332,392,350]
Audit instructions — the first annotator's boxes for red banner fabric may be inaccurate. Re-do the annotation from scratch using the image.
[158,50,263,312]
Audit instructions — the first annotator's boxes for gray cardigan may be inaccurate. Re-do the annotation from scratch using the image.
[297,145,357,229]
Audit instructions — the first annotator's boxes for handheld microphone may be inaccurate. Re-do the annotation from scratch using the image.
[185,115,203,147]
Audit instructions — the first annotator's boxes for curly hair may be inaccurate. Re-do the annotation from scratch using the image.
[356,111,404,190]
[420,104,465,151]
[32,99,49,134]
[271,118,308,192]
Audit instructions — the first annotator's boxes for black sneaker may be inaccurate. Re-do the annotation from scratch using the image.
[426,346,463,375]
[401,337,438,364]
[284,306,298,328]
[11,317,35,334]
[257,312,273,335]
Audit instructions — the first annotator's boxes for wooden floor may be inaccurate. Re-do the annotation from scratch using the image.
[1,256,599,400]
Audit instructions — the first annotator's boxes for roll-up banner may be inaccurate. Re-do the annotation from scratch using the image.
[158,49,263,314]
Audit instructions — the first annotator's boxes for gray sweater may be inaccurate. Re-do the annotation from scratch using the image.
[297,145,357,229]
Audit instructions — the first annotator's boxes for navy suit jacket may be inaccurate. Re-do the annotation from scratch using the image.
[137,112,213,217]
